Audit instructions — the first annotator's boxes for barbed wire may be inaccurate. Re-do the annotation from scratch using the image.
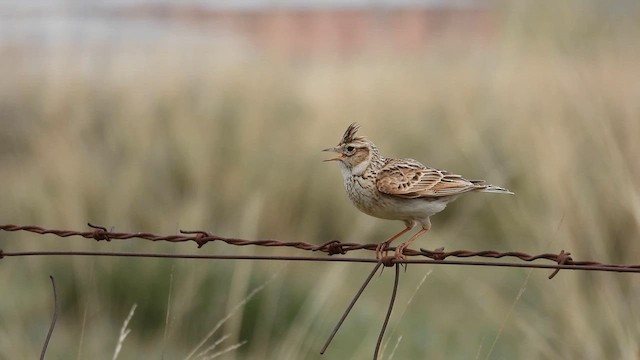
[2,222,640,360]
[1,223,640,279]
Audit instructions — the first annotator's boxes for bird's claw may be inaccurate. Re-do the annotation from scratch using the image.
[375,241,390,260]
[394,244,408,261]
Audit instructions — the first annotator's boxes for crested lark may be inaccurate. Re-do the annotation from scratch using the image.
[323,123,513,259]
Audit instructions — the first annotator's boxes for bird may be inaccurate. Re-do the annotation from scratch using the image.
[323,123,513,260]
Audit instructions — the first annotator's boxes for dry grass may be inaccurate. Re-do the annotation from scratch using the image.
[1,2,640,359]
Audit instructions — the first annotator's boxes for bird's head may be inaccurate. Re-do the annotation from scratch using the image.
[323,123,377,175]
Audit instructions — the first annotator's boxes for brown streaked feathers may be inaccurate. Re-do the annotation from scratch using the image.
[376,158,484,198]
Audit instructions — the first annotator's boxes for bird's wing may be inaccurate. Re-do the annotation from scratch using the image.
[376,159,480,198]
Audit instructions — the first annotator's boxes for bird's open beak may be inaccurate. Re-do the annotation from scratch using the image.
[322,147,344,162]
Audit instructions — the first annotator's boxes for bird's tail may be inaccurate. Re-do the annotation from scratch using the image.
[478,185,514,195]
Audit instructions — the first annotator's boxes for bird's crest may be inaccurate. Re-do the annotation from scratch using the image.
[340,123,363,144]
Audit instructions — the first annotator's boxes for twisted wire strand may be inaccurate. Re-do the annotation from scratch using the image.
[1,223,639,278]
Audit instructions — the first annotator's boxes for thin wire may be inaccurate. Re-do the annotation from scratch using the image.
[374,264,400,360]
[320,262,383,354]
[2,251,640,275]
[40,276,58,360]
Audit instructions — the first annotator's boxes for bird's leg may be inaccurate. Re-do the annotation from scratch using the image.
[376,225,413,259]
[395,223,431,260]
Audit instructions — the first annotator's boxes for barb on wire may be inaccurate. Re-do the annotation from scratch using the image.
[2,223,640,278]
[548,250,571,279]
[40,275,58,360]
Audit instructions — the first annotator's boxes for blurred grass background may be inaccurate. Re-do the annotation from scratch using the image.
[1,1,640,359]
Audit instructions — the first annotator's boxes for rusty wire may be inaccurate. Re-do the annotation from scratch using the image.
[40,275,58,360]
[375,264,400,360]
[1,223,640,278]
[2,223,640,360]
[321,262,383,355]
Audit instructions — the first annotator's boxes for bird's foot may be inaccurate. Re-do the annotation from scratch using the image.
[375,241,391,260]
[394,243,408,261]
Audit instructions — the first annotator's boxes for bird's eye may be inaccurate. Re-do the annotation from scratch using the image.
[345,146,356,154]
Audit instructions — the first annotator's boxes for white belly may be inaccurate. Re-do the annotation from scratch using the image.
[374,195,449,220]
[345,175,451,222]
